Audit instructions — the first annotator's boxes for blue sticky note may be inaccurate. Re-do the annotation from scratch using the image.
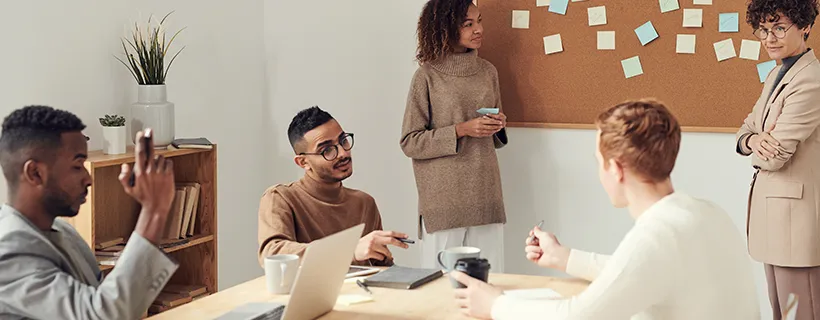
[757,60,777,83]
[719,13,739,32]
[549,0,569,15]
[635,21,659,46]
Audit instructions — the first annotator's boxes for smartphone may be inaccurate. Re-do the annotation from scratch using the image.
[128,134,152,187]
[477,108,499,115]
[346,266,381,278]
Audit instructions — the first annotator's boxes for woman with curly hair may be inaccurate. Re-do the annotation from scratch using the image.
[399,0,508,272]
[735,0,820,318]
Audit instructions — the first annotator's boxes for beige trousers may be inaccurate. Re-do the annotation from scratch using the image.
[766,264,820,319]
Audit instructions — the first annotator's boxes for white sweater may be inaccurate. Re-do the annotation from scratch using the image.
[491,193,760,320]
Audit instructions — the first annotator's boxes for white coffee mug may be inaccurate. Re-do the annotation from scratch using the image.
[264,254,299,294]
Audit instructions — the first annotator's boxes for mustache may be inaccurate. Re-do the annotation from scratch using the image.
[333,157,351,168]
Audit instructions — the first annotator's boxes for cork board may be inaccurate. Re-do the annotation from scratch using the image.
[477,0,820,133]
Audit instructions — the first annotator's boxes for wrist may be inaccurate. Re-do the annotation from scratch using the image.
[135,209,170,245]
[548,245,571,272]
[744,133,756,150]
[455,123,465,138]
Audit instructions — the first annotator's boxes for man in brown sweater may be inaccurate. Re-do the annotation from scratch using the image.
[257,106,409,267]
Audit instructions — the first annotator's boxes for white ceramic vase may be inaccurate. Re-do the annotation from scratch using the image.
[102,126,127,155]
[130,85,175,147]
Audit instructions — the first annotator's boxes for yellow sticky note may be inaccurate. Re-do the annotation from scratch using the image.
[512,10,530,29]
[683,9,702,28]
[336,294,374,306]
[543,34,563,54]
[537,0,550,7]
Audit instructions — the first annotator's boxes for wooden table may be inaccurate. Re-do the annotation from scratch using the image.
[148,272,589,319]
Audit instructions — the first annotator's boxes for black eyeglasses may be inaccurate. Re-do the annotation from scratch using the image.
[753,24,794,40]
[299,133,354,161]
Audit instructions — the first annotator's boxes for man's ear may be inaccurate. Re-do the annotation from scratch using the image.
[22,160,46,187]
[608,158,625,183]
[293,155,310,170]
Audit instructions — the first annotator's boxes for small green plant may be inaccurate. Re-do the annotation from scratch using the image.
[115,11,186,85]
[99,114,126,127]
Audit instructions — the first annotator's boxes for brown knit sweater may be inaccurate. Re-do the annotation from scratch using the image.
[256,174,392,267]
[399,49,507,237]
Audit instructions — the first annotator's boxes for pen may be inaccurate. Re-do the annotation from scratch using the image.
[356,279,373,295]
[396,237,415,244]
[527,220,544,244]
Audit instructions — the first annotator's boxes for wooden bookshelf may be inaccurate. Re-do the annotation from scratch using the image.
[61,145,218,316]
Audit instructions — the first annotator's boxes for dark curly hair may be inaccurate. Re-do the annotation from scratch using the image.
[416,0,474,64]
[287,106,334,152]
[0,105,86,191]
[747,0,819,40]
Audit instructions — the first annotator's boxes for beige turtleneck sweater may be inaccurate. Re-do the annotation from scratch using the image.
[257,175,391,266]
[400,49,508,237]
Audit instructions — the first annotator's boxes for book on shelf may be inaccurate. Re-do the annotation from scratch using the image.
[148,284,208,315]
[167,137,213,150]
[162,182,201,240]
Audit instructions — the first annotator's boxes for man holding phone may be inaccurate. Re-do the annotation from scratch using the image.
[257,106,410,267]
[0,105,179,319]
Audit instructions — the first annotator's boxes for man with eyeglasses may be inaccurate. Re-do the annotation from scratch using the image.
[256,106,409,267]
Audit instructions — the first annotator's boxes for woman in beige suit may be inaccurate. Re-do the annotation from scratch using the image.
[736,0,820,318]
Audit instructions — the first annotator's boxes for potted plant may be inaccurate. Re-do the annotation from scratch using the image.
[99,114,127,155]
[115,11,186,148]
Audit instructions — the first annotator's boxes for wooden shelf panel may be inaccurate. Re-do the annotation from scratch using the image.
[98,234,214,272]
[86,146,213,168]
[162,234,215,254]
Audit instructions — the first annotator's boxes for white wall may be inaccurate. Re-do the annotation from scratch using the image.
[263,0,771,318]
[1,0,270,290]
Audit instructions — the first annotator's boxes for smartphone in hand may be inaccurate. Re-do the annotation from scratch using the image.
[128,132,153,187]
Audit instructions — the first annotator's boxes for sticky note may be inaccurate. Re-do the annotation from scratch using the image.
[740,39,761,60]
[549,0,569,15]
[714,39,737,61]
[635,21,659,46]
[543,34,563,54]
[683,9,703,28]
[693,0,712,5]
[720,13,739,32]
[676,34,696,54]
[512,10,530,29]
[621,56,643,79]
[336,294,374,306]
[588,6,607,26]
[660,0,679,13]
[537,0,550,7]
[757,60,777,83]
[597,31,615,50]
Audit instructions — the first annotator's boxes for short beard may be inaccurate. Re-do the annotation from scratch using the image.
[42,185,78,218]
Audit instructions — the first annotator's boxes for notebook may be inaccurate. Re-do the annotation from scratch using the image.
[362,265,442,290]
[171,137,213,149]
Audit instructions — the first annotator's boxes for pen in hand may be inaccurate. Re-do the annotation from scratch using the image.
[527,220,544,244]
[356,279,373,295]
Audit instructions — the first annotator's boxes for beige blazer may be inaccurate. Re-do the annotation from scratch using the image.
[736,49,820,267]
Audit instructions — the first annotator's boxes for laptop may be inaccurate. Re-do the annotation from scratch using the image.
[216,223,364,320]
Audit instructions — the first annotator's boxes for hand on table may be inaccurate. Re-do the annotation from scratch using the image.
[354,230,410,262]
[525,226,571,272]
[748,133,784,161]
[451,271,503,320]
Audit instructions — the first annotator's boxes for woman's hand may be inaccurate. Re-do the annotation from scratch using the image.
[485,112,507,128]
[748,133,785,161]
[456,117,503,138]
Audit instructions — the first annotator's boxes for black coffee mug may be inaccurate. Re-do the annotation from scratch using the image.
[452,257,491,288]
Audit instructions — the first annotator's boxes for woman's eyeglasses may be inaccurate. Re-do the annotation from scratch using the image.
[753,24,794,40]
